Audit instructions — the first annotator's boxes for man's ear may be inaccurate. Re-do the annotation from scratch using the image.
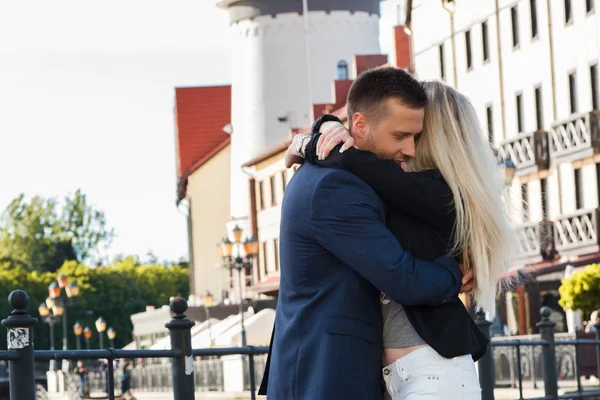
[351,112,367,139]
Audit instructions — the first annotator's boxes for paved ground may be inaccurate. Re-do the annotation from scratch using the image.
[87,380,600,400]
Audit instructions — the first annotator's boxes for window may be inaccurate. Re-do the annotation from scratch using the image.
[486,105,494,144]
[337,60,348,80]
[530,0,538,38]
[535,86,543,130]
[261,241,268,277]
[591,64,598,109]
[516,93,524,133]
[565,0,572,23]
[574,168,583,209]
[482,22,490,62]
[439,44,445,80]
[465,30,472,69]
[270,175,277,206]
[273,239,280,271]
[511,6,520,47]
[522,183,529,221]
[259,181,266,210]
[281,171,288,193]
[540,178,548,218]
[596,164,600,207]
[569,72,578,114]
[587,0,595,13]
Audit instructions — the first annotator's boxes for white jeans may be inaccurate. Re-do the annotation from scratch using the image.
[382,346,481,400]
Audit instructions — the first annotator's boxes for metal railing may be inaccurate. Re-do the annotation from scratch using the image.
[477,306,600,400]
[0,289,268,400]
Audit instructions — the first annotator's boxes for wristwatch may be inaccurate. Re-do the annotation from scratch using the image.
[295,134,311,158]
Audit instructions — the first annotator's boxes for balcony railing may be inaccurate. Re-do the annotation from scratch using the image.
[516,221,541,261]
[550,111,600,161]
[497,131,549,172]
[554,208,600,255]
[514,220,557,265]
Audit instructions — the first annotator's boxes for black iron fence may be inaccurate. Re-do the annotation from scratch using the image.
[476,306,600,400]
[0,289,268,400]
[6,287,600,400]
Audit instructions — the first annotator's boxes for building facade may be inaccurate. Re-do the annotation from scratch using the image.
[174,86,233,303]
[411,0,600,334]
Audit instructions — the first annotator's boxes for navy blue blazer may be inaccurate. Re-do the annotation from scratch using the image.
[258,163,463,399]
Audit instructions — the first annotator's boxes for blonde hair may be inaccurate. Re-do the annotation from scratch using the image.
[407,80,517,317]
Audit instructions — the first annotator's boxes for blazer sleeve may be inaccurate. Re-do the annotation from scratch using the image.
[310,169,462,306]
[305,133,455,230]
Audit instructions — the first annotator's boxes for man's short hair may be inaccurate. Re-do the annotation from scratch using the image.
[346,67,428,123]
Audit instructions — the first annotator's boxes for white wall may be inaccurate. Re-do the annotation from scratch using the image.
[229,11,381,217]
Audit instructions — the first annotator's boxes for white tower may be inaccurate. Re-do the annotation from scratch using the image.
[218,0,382,218]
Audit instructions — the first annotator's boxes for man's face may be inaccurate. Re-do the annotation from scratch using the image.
[352,98,424,162]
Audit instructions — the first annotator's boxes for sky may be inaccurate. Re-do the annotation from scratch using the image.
[0,0,404,263]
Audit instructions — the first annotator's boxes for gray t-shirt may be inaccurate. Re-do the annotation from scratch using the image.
[381,293,426,348]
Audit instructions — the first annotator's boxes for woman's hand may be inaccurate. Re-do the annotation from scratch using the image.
[316,121,354,160]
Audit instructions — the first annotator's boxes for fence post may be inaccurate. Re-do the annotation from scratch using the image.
[1,290,38,400]
[476,309,495,400]
[537,306,558,399]
[594,321,600,384]
[166,296,196,400]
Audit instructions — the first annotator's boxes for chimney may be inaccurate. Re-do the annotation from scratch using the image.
[393,25,412,71]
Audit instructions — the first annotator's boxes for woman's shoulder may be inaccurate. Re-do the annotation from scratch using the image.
[412,169,450,190]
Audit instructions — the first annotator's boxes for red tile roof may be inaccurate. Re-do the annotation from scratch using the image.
[174,85,232,202]
[174,85,232,178]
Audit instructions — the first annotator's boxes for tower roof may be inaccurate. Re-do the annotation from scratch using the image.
[218,0,380,24]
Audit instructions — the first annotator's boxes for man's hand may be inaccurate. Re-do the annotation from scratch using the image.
[460,268,475,293]
[316,121,354,159]
[460,249,476,294]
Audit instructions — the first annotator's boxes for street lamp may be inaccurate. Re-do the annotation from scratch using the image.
[95,317,107,348]
[73,322,83,350]
[83,327,92,350]
[39,301,61,370]
[203,291,214,347]
[48,275,80,351]
[217,228,259,347]
[107,327,116,348]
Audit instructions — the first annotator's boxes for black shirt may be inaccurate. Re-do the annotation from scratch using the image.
[304,117,489,361]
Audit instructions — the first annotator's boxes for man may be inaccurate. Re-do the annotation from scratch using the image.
[259,67,473,399]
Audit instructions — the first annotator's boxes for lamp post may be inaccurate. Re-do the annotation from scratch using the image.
[217,226,259,347]
[73,322,83,350]
[39,300,63,371]
[107,327,116,348]
[83,327,92,350]
[203,291,214,347]
[95,317,107,348]
[49,274,80,351]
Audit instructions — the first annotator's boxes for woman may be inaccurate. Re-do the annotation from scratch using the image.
[286,80,516,399]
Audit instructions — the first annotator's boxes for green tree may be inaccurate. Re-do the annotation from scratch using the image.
[0,260,189,350]
[0,190,113,272]
[559,263,600,317]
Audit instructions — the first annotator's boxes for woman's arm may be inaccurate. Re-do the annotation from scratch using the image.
[304,118,455,229]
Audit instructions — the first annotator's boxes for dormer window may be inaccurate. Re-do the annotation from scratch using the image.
[337,60,349,80]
